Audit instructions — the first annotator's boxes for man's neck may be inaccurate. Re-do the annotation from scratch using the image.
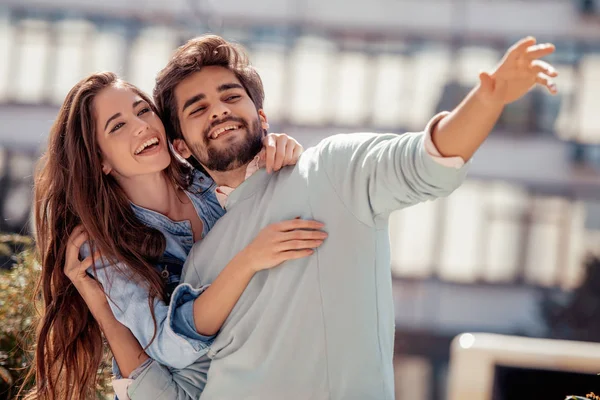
[209,162,251,188]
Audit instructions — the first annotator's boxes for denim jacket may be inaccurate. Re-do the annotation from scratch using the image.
[81,169,225,371]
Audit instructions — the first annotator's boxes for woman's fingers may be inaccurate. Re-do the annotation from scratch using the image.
[277,239,324,252]
[66,226,88,263]
[275,249,315,264]
[280,229,328,242]
[272,137,287,172]
[264,135,277,174]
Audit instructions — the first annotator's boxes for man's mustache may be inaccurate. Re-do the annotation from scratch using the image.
[203,116,247,139]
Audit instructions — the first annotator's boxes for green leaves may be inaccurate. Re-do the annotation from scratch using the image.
[0,234,113,399]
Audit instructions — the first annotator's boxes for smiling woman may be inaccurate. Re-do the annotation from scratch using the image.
[94,85,172,182]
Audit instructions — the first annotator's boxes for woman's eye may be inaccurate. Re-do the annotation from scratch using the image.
[138,107,151,116]
[110,122,124,133]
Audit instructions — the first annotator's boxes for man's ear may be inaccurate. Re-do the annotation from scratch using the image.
[173,139,192,159]
[258,109,269,130]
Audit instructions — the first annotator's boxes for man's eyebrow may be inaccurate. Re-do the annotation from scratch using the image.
[182,93,206,113]
[181,83,244,113]
[217,83,244,92]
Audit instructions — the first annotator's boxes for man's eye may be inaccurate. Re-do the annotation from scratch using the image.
[190,107,206,116]
[110,122,124,133]
[226,95,241,101]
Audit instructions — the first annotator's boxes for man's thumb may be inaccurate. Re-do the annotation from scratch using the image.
[479,71,495,94]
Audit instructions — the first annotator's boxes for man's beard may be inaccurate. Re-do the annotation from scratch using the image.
[190,116,264,172]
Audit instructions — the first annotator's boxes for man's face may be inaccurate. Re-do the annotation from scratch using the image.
[174,66,267,172]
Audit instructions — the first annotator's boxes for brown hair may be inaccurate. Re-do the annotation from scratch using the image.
[25,72,191,400]
[153,34,265,142]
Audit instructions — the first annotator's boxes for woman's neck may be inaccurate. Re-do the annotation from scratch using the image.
[118,172,185,220]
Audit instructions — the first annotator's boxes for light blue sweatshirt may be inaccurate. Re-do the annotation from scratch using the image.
[128,126,469,400]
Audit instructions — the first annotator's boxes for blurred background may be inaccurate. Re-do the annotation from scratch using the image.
[0,0,599,399]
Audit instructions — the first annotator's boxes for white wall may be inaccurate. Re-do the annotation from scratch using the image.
[7,0,600,39]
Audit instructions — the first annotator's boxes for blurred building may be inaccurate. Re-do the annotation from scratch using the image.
[0,0,599,398]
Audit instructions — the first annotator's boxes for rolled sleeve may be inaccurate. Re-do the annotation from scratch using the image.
[423,112,466,169]
[170,283,216,344]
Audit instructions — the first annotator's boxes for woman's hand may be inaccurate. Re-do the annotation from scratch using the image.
[64,225,103,294]
[240,219,327,273]
[261,133,303,174]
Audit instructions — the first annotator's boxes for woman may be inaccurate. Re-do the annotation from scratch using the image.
[26,72,326,400]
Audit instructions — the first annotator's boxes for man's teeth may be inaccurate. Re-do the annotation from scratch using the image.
[135,137,159,155]
[211,125,240,139]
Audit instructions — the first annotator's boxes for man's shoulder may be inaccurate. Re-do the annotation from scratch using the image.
[305,132,390,161]
[317,132,381,146]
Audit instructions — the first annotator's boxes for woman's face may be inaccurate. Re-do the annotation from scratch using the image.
[94,84,171,180]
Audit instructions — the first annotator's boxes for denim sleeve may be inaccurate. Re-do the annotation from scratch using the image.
[81,243,214,369]
[170,284,216,341]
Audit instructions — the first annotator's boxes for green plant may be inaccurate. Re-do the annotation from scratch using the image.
[0,234,36,399]
[0,234,113,399]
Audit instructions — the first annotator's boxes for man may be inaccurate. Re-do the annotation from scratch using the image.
[126,34,557,399]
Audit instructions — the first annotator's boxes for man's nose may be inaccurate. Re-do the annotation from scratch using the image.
[210,104,231,120]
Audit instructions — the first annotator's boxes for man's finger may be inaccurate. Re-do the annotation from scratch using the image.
[507,36,537,60]
[525,43,556,60]
[478,71,498,98]
[530,60,558,77]
[536,73,557,94]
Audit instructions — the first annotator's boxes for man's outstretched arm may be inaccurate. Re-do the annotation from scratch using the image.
[431,36,557,161]
[317,37,558,225]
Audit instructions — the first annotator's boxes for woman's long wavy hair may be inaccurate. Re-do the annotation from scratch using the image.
[24,72,191,399]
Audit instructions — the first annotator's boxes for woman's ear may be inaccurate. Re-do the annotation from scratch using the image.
[101,162,112,175]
